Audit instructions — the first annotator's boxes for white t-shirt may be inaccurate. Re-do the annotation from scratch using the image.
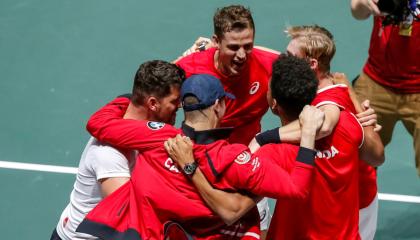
[56,137,134,240]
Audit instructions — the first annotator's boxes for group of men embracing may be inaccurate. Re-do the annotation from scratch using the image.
[51,4,384,240]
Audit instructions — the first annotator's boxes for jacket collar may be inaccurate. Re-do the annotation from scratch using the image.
[181,122,233,144]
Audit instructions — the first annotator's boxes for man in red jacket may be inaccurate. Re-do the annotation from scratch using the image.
[271,25,384,239]
[77,56,324,239]
[50,60,185,240]
[175,6,279,232]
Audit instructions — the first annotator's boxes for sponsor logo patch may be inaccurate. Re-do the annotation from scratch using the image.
[235,151,251,164]
[147,121,165,130]
[260,209,267,221]
[164,158,181,173]
[249,81,260,95]
[251,157,260,172]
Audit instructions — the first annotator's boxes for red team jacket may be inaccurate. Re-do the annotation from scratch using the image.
[312,84,377,209]
[77,97,315,240]
[267,85,364,240]
[177,47,278,145]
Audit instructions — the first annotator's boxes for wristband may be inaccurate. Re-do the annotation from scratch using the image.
[255,127,280,146]
[296,147,317,166]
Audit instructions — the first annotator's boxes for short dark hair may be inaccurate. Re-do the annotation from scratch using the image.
[271,54,318,119]
[131,60,185,105]
[213,5,255,39]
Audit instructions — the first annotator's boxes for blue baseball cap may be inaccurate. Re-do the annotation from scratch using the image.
[181,74,235,112]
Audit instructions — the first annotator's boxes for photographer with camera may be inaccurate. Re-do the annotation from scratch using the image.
[351,1,420,239]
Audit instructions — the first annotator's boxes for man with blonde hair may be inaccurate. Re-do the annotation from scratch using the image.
[286,24,384,239]
[265,24,384,239]
[285,25,335,76]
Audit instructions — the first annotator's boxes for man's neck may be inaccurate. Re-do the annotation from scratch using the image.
[317,71,334,90]
[184,117,217,132]
[213,50,236,78]
[123,102,148,120]
[280,115,293,126]
[213,50,226,76]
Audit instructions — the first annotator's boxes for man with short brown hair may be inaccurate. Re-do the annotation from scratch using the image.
[175,6,278,234]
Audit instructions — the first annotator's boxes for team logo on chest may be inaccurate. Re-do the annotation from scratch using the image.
[147,121,165,130]
[164,158,181,173]
[235,151,251,164]
[249,81,260,95]
[315,146,339,160]
[251,157,260,171]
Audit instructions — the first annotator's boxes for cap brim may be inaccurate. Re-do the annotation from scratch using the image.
[225,92,235,100]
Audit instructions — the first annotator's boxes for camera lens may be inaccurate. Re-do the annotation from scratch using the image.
[377,0,406,14]
[377,0,398,13]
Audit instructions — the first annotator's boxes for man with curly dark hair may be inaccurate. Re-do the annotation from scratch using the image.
[268,54,318,121]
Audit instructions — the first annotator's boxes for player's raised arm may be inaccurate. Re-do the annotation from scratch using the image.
[87,97,179,151]
[172,37,214,63]
[351,0,381,20]
[250,103,336,149]
[240,106,323,199]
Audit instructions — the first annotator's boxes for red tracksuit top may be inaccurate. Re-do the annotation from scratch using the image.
[267,86,364,240]
[312,84,377,208]
[177,47,278,144]
[77,97,315,240]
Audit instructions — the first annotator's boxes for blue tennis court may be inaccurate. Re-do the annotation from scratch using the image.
[1,1,419,239]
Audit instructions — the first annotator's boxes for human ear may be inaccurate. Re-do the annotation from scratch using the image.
[147,97,159,112]
[309,58,319,71]
[271,99,280,116]
[212,34,220,49]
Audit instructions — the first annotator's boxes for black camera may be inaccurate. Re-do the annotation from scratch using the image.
[377,0,412,25]
[377,0,406,15]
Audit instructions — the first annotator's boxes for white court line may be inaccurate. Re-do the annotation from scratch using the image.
[378,193,420,204]
[0,160,419,204]
[0,160,77,174]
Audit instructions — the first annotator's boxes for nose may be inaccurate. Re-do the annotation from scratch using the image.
[236,48,246,60]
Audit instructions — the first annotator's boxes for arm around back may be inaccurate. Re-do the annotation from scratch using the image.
[164,135,256,225]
